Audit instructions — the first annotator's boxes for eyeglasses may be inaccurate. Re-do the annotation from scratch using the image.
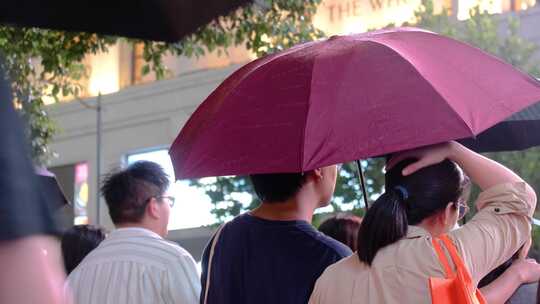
[455,200,469,220]
[155,195,176,208]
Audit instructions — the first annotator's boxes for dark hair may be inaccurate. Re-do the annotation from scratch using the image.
[61,225,106,274]
[101,161,169,224]
[357,158,469,265]
[319,213,362,251]
[249,173,307,203]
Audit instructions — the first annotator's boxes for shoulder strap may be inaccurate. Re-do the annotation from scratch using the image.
[440,234,468,273]
[203,223,226,304]
[432,237,454,278]
[440,234,483,302]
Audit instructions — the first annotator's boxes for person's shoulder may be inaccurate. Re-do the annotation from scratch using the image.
[217,213,261,237]
[153,238,194,260]
[65,259,92,285]
[140,238,199,274]
[112,233,195,264]
[324,253,362,274]
[225,213,253,227]
[318,232,353,257]
[314,254,363,289]
[297,224,353,258]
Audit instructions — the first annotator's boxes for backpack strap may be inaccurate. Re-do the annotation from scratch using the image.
[432,237,454,278]
[203,223,226,304]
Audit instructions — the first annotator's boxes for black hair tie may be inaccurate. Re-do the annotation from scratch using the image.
[394,185,409,201]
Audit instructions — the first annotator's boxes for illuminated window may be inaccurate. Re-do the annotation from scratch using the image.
[443,0,453,14]
[314,0,425,34]
[87,44,120,96]
[457,0,504,19]
[511,0,537,11]
[126,148,217,230]
[314,0,537,34]
[457,0,535,18]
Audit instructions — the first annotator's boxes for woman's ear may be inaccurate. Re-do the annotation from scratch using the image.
[443,202,456,227]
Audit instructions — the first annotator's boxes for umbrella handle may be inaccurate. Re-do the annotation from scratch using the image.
[355,160,370,211]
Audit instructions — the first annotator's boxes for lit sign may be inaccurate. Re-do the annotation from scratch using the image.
[314,0,423,34]
[313,0,521,34]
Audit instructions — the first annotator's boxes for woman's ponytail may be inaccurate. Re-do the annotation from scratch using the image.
[357,158,467,266]
[357,188,409,265]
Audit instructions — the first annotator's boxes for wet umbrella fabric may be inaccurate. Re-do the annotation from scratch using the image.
[35,168,70,211]
[170,28,540,179]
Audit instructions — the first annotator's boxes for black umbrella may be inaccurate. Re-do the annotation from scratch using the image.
[459,101,540,152]
[0,0,253,42]
[36,168,70,211]
[0,59,58,240]
[358,101,540,210]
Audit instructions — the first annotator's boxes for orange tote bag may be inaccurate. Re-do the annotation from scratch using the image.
[429,234,487,304]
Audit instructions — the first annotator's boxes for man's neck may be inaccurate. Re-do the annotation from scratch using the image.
[250,193,319,223]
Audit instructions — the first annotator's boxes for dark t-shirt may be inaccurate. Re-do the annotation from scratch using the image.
[200,213,352,304]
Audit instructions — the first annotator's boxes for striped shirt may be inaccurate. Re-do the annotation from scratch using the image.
[66,227,200,304]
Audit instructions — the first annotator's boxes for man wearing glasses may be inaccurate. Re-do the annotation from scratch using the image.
[67,161,200,304]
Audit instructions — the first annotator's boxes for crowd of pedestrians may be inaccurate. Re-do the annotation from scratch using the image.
[58,142,540,304]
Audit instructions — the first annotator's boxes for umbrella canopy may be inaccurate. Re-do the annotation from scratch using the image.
[459,100,540,152]
[0,0,252,42]
[170,28,540,179]
[35,167,70,210]
[0,59,58,239]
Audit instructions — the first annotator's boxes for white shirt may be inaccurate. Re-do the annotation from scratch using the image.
[66,227,201,304]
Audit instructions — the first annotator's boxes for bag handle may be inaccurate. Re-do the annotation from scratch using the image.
[432,237,454,278]
[440,235,469,276]
[203,224,226,304]
[440,234,483,303]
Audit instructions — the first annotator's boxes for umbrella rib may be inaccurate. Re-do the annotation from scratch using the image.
[298,39,336,172]
[299,62,316,173]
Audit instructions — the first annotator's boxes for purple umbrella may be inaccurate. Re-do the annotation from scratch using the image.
[170,28,540,182]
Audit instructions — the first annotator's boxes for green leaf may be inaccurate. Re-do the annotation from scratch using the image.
[142,64,151,76]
